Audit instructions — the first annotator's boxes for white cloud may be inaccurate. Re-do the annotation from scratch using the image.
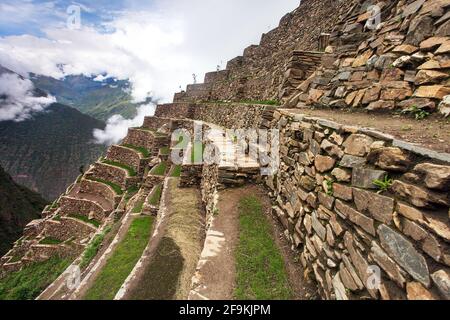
[0,73,56,121]
[93,103,156,145]
[0,0,299,102]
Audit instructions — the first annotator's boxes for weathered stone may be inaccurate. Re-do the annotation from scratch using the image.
[311,211,326,241]
[299,175,316,191]
[343,134,374,157]
[339,155,366,168]
[380,87,413,101]
[333,184,353,202]
[419,36,448,51]
[406,14,434,46]
[353,188,394,224]
[321,140,344,158]
[378,225,430,287]
[326,225,335,247]
[414,85,450,99]
[371,242,407,288]
[352,167,387,189]
[332,273,349,300]
[393,55,413,68]
[367,100,395,111]
[332,168,351,182]
[439,95,450,117]
[344,232,378,298]
[406,282,437,300]
[393,44,418,55]
[352,50,373,68]
[367,147,412,172]
[318,192,335,210]
[339,263,360,291]
[436,41,450,54]
[336,200,375,236]
[431,270,450,299]
[397,98,436,110]
[303,214,312,235]
[315,155,336,173]
[391,180,449,208]
[414,163,450,190]
[415,70,449,85]
[362,86,381,104]
[397,202,424,222]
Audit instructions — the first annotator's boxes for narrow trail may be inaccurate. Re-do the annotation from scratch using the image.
[190,185,317,300]
[121,178,205,300]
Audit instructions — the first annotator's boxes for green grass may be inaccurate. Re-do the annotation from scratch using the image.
[102,160,137,177]
[86,177,123,195]
[135,127,167,137]
[68,214,101,228]
[122,144,150,158]
[79,226,112,270]
[84,216,154,300]
[235,196,292,300]
[160,146,170,156]
[170,165,182,178]
[39,237,63,245]
[124,185,139,202]
[132,200,144,214]
[148,184,163,206]
[150,162,167,176]
[0,256,71,300]
[191,142,204,164]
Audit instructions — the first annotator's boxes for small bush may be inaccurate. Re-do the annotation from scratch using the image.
[373,176,393,193]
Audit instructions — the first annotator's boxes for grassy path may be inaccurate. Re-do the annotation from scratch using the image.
[235,195,293,300]
[84,216,154,300]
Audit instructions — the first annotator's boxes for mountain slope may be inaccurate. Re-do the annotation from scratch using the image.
[0,103,107,200]
[0,165,47,255]
[31,75,139,121]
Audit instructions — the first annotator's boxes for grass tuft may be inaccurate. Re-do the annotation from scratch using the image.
[0,257,71,300]
[148,184,163,206]
[39,237,63,245]
[68,214,101,228]
[79,226,112,270]
[150,162,167,176]
[86,177,123,195]
[122,144,150,158]
[235,196,292,300]
[170,165,182,178]
[102,160,137,177]
[84,216,154,300]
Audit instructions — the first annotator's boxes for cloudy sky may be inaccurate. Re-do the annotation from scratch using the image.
[0,0,299,102]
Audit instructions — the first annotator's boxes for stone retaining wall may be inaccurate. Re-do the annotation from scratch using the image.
[122,128,155,151]
[87,162,129,189]
[79,178,121,208]
[59,196,109,222]
[154,103,196,119]
[106,145,145,173]
[180,165,203,188]
[265,109,450,300]
[42,218,96,242]
[142,116,173,131]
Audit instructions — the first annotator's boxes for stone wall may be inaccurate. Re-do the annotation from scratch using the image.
[180,165,203,188]
[173,0,359,103]
[106,145,145,173]
[59,196,109,222]
[122,128,155,151]
[154,103,196,119]
[42,218,96,242]
[79,179,121,208]
[265,109,450,300]
[142,116,173,132]
[87,162,129,189]
[287,0,450,116]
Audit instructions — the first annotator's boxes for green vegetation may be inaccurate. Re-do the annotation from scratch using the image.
[148,184,163,206]
[84,216,154,300]
[373,176,394,193]
[39,237,63,245]
[402,105,430,120]
[79,226,112,270]
[68,214,101,228]
[124,185,139,202]
[170,165,182,178]
[102,160,137,177]
[0,256,71,300]
[326,180,334,196]
[86,177,123,195]
[235,196,292,300]
[132,200,145,214]
[191,142,204,164]
[150,162,168,176]
[122,144,151,158]
[160,146,170,156]
[136,127,166,137]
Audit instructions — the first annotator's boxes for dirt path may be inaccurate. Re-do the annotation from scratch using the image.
[121,178,205,300]
[189,188,241,300]
[283,108,450,154]
[190,184,317,300]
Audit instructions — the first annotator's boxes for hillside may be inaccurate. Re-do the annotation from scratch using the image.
[0,165,47,256]
[0,103,106,200]
[31,75,139,121]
